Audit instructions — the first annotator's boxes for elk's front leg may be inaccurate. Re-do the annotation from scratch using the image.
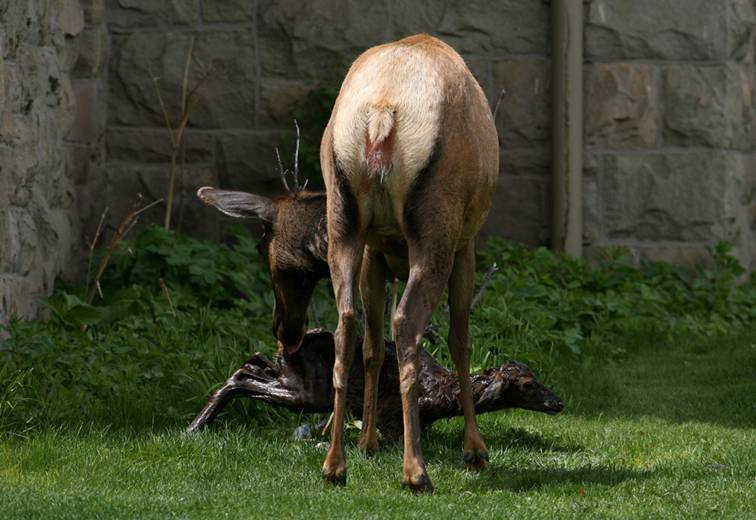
[448,241,488,471]
[322,237,364,486]
[357,246,387,454]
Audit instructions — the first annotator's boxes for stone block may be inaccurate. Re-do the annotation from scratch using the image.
[582,175,602,246]
[109,31,256,128]
[201,0,254,23]
[500,147,551,178]
[635,246,714,270]
[60,0,85,37]
[393,0,549,56]
[663,64,753,151]
[106,128,215,163]
[104,163,220,240]
[481,175,549,246]
[585,63,657,148]
[106,0,200,29]
[722,152,755,269]
[68,81,105,144]
[599,152,731,242]
[492,60,550,149]
[586,0,754,61]
[74,27,108,77]
[214,130,299,195]
[81,0,106,26]
[258,0,390,83]
[259,81,313,128]
[0,275,39,323]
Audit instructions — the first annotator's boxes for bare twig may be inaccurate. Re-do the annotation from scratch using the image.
[293,119,301,190]
[180,36,196,113]
[275,147,290,192]
[492,88,507,120]
[85,207,109,293]
[149,40,213,230]
[159,278,177,317]
[471,263,499,311]
[321,411,334,437]
[85,195,163,306]
[275,120,308,193]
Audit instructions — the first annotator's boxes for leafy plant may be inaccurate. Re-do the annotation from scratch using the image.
[0,226,753,434]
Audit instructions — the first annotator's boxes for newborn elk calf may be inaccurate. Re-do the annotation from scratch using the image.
[186,329,564,440]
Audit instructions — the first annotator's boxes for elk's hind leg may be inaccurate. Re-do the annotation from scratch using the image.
[393,245,455,493]
[357,246,387,454]
[322,235,364,486]
[448,241,488,471]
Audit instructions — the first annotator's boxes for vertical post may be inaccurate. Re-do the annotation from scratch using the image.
[551,0,583,257]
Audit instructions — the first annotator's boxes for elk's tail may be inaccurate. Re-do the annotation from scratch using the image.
[365,105,396,181]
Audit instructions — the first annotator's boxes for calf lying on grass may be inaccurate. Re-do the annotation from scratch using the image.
[187,329,563,441]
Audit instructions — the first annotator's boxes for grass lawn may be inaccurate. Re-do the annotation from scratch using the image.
[1,326,754,519]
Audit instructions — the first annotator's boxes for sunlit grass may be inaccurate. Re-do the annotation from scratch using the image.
[1,327,753,519]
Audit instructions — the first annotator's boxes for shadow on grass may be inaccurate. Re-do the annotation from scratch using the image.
[470,465,653,492]
[551,326,756,430]
[428,425,582,454]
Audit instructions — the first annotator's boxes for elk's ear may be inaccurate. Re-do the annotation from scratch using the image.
[196,187,278,223]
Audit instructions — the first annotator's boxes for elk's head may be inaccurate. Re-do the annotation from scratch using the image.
[197,187,329,354]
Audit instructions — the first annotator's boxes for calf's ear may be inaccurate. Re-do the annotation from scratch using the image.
[196,187,278,223]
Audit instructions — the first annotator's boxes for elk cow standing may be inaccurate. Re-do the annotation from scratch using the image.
[320,34,498,492]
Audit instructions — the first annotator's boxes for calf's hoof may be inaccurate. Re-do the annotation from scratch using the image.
[401,472,434,494]
[463,448,490,472]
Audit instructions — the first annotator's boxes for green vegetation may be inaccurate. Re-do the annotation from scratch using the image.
[1,226,754,518]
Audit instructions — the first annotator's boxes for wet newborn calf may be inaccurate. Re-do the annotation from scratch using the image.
[187,329,564,441]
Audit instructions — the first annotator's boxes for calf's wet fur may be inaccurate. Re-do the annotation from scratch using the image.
[187,329,564,441]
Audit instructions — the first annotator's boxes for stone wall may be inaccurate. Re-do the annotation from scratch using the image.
[582,0,755,269]
[2,0,754,321]
[0,0,98,323]
[104,0,754,268]
[104,0,556,241]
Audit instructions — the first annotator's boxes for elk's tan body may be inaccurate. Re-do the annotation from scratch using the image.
[321,34,499,492]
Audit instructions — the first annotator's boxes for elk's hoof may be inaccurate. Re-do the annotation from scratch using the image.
[322,466,347,487]
[463,448,490,472]
[401,472,434,494]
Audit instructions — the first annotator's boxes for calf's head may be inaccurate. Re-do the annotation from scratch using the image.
[197,187,329,353]
[478,361,564,414]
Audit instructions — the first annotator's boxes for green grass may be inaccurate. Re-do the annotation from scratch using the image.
[1,228,754,517]
[1,327,754,519]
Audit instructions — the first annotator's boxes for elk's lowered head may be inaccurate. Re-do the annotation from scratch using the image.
[196,187,329,354]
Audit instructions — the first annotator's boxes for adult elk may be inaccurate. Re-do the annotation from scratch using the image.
[319,34,498,492]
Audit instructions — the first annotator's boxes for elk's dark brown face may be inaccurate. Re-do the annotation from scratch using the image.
[259,230,319,353]
[197,187,329,354]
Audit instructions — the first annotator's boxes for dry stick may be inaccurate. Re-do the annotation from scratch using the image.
[471,262,499,311]
[275,147,290,192]
[321,411,334,437]
[159,278,177,317]
[149,38,212,230]
[275,120,308,193]
[84,195,164,306]
[85,207,109,295]
[492,88,507,120]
